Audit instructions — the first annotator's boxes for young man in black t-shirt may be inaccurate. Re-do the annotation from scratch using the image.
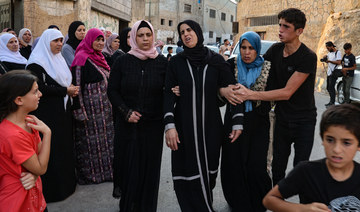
[341,43,356,103]
[226,8,317,186]
[263,104,360,212]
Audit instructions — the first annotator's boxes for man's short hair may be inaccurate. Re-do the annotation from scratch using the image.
[278,8,306,30]
[167,46,173,51]
[320,103,360,145]
[343,43,352,50]
[224,39,228,43]
[326,41,336,47]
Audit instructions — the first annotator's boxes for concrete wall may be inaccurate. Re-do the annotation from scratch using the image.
[203,0,236,44]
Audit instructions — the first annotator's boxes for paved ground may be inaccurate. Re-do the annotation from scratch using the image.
[47,92,360,211]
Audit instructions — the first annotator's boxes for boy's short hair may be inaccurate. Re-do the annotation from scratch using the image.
[343,43,352,50]
[320,103,360,145]
[278,8,306,30]
[167,46,173,51]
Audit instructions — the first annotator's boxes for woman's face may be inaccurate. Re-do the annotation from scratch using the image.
[7,37,19,52]
[136,27,153,51]
[111,38,120,50]
[92,36,105,51]
[75,25,86,40]
[179,23,198,48]
[50,38,63,54]
[240,39,257,64]
[22,30,32,43]
[126,31,131,47]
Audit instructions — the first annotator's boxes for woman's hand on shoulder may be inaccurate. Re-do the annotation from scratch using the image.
[25,115,51,136]
[20,172,37,190]
[165,128,180,151]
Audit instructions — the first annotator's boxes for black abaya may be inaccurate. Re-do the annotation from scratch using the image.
[27,64,76,202]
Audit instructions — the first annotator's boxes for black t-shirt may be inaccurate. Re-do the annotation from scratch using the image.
[263,42,317,121]
[278,159,360,211]
[342,53,356,77]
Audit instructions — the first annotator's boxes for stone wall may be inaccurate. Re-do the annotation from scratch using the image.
[236,0,360,92]
[23,0,132,38]
[23,0,75,38]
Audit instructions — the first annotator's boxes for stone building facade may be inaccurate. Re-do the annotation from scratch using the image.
[145,0,204,44]
[236,0,360,91]
[145,0,236,44]
[203,0,237,44]
[5,0,137,39]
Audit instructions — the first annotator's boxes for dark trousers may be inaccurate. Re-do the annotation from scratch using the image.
[343,76,354,103]
[326,75,337,104]
[271,119,316,186]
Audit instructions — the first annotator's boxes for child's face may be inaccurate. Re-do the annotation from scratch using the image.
[344,48,352,55]
[322,126,360,170]
[20,82,42,112]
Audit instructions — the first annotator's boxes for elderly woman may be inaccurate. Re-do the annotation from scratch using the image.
[0,33,27,72]
[26,29,78,202]
[220,31,272,211]
[164,20,243,211]
[18,28,33,59]
[71,28,114,185]
[107,20,167,211]
[102,33,120,67]
[61,21,86,67]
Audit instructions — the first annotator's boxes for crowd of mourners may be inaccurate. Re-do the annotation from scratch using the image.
[1,7,360,212]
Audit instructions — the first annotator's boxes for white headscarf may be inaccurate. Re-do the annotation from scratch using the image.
[0,33,28,64]
[18,28,34,46]
[27,29,72,109]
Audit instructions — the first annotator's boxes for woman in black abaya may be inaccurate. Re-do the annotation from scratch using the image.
[164,20,243,211]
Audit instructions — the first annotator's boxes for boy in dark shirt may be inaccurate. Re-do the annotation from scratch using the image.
[166,46,173,61]
[224,8,317,185]
[263,103,360,212]
[341,43,356,103]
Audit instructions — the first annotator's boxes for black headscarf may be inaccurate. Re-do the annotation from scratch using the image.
[66,21,85,50]
[177,20,229,70]
[119,27,131,53]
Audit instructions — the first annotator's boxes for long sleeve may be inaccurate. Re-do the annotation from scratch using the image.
[61,44,75,68]
[218,57,244,130]
[107,57,131,120]
[163,59,178,131]
[27,63,67,97]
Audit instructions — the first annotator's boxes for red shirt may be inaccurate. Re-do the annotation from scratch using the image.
[0,119,46,212]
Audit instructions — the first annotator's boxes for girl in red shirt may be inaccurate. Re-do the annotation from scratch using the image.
[0,70,51,212]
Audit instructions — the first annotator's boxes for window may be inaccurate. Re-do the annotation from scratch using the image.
[248,15,278,27]
[221,13,226,21]
[184,4,191,13]
[231,15,234,22]
[169,20,173,26]
[161,19,165,25]
[209,9,216,18]
[209,31,213,38]
[230,35,233,40]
